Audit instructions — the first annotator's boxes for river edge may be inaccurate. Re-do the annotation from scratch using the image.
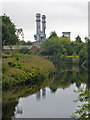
[2,53,56,89]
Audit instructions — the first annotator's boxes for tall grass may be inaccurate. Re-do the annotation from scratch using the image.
[2,53,55,88]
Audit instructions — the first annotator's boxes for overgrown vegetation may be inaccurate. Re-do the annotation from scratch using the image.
[71,85,90,119]
[2,53,55,88]
[19,47,31,54]
[2,14,18,46]
[41,32,88,66]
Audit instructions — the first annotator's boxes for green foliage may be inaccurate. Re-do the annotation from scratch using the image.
[2,63,9,73]
[59,37,72,55]
[17,40,26,45]
[49,31,58,39]
[17,40,32,45]
[7,61,22,69]
[74,42,85,55]
[79,49,86,65]
[26,41,32,45]
[2,53,55,88]
[41,37,64,55]
[75,35,82,43]
[49,65,88,92]
[8,61,13,66]
[2,14,18,46]
[19,47,31,54]
[16,57,19,61]
[41,31,88,66]
[73,52,77,57]
[72,85,90,119]
[41,35,73,56]
[2,54,12,58]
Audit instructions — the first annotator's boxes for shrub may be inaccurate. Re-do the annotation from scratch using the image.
[2,63,9,73]
[2,54,12,58]
[8,61,16,67]
[15,63,22,69]
[19,47,31,54]
[8,61,13,66]
[2,54,56,88]
[16,57,19,61]
[79,49,86,65]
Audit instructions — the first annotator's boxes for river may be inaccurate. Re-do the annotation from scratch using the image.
[2,65,88,119]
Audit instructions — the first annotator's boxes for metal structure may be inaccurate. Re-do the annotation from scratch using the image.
[62,32,71,38]
[34,13,46,41]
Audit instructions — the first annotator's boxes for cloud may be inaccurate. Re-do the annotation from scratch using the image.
[1,2,88,42]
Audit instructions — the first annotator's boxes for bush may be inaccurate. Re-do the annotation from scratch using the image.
[2,54,12,58]
[19,47,31,54]
[8,61,13,66]
[16,57,19,60]
[8,61,16,67]
[2,63,9,73]
[81,60,88,67]
[79,49,86,65]
[2,54,56,88]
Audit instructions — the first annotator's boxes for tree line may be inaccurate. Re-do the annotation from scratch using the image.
[41,31,89,66]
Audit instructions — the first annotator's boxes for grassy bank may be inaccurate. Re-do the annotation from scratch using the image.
[2,53,55,88]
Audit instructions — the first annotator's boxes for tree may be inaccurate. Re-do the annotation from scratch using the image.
[75,35,82,43]
[59,37,72,55]
[17,40,26,45]
[73,52,77,57]
[19,47,31,54]
[26,41,32,45]
[16,28,24,41]
[49,31,58,39]
[79,49,86,65]
[74,42,85,55]
[41,37,64,56]
[2,14,18,46]
[72,85,90,119]
[85,37,89,59]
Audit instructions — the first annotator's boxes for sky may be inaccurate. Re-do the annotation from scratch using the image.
[0,0,89,42]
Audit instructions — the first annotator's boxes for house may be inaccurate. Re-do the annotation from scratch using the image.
[3,45,43,54]
[30,46,37,53]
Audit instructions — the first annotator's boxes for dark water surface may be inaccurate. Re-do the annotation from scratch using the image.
[2,65,88,119]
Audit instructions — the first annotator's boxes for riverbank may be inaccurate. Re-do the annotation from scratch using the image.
[2,53,55,89]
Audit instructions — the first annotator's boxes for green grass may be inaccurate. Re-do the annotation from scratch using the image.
[67,55,79,58]
[2,53,56,88]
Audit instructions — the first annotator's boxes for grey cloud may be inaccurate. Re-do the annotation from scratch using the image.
[1,2,88,42]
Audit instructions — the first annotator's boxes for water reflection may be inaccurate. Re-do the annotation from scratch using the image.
[36,91,41,100]
[2,65,88,119]
[49,65,87,94]
[42,88,46,99]
[36,88,46,101]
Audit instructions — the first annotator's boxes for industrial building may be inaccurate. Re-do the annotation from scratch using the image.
[62,32,71,39]
[34,13,46,42]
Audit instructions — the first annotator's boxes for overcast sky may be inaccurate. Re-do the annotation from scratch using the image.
[0,0,89,42]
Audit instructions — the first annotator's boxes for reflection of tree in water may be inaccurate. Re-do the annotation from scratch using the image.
[2,100,18,119]
[2,100,23,119]
[49,66,87,93]
[2,65,87,119]
[2,74,51,119]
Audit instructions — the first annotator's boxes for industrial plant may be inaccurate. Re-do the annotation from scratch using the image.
[34,13,46,42]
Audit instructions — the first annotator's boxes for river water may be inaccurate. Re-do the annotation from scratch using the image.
[2,65,88,119]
